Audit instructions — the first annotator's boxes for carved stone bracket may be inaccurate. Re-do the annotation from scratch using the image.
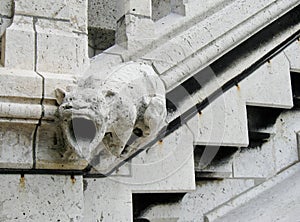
[56,62,167,172]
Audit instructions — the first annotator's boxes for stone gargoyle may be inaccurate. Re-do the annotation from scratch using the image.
[55,62,167,162]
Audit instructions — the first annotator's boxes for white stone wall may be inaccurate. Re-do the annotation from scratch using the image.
[0,0,299,221]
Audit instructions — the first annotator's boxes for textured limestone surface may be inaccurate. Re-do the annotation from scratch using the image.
[116,125,195,192]
[140,179,255,222]
[0,123,34,169]
[233,138,276,178]
[0,175,84,222]
[284,40,300,73]
[241,53,293,109]
[84,178,132,222]
[88,0,118,30]
[2,15,35,70]
[206,163,300,222]
[187,87,248,148]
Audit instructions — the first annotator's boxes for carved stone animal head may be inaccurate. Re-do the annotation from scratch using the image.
[56,87,108,161]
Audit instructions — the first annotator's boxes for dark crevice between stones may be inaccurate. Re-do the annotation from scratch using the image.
[291,72,300,108]
[32,17,45,169]
[133,193,185,220]
[247,106,283,131]
[88,27,115,57]
[194,146,238,169]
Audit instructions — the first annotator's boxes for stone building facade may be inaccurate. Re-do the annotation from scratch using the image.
[0,0,300,221]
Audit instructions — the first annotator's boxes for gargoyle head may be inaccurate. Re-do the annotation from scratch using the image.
[55,87,108,161]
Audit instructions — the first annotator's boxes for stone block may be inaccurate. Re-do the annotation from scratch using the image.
[36,21,89,74]
[205,163,300,222]
[272,110,300,172]
[112,125,195,192]
[194,146,237,179]
[0,0,13,17]
[36,121,88,170]
[41,72,77,100]
[181,179,255,221]
[0,68,42,98]
[241,53,293,108]
[233,137,276,178]
[0,174,84,221]
[187,87,248,147]
[84,178,132,222]
[2,16,35,70]
[284,40,300,73]
[0,122,34,169]
[88,0,118,30]
[118,0,152,18]
[116,14,155,49]
[69,0,88,33]
[14,0,69,20]
[152,0,171,21]
[143,24,212,75]
[0,17,12,37]
[141,179,255,221]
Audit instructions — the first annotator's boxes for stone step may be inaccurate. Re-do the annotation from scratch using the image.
[204,162,300,222]
[83,125,196,222]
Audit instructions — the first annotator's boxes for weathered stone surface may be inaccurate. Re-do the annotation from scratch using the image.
[87,53,123,79]
[284,40,300,73]
[36,20,89,74]
[0,0,13,17]
[0,68,42,98]
[127,125,195,192]
[205,163,300,222]
[14,0,69,19]
[141,179,255,222]
[68,0,88,33]
[233,137,276,178]
[41,72,77,100]
[272,110,300,172]
[84,178,132,222]
[152,0,171,21]
[2,16,35,70]
[116,14,155,49]
[0,174,84,222]
[115,0,154,49]
[181,179,254,222]
[118,0,152,18]
[150,0,300,92]
[36,122,88,170]
[0,123,34,169]
[241,53,293,108]
[187,87,248,147]
[88,0,118,30]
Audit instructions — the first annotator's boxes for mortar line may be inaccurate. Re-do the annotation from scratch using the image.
[15,13,70,22]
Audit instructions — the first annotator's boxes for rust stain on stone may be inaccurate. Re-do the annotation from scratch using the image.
[19,174,25,189]
[71,175,76,184]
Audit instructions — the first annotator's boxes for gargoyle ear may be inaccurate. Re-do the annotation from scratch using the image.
[55,88,66,105]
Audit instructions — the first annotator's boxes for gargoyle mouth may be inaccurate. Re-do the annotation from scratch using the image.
[68,117,97,145]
